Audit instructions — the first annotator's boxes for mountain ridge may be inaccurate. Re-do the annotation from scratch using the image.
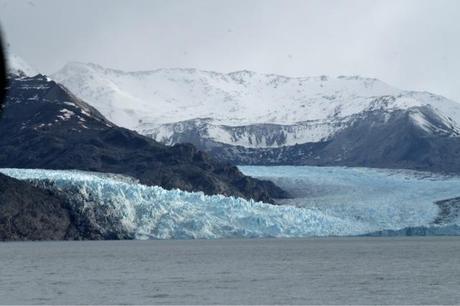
[51,62,460,134]
[49,62,460,173]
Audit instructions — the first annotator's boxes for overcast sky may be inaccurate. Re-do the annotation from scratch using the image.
[1,0,460,101]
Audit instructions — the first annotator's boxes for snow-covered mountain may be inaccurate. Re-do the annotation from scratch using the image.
[6,53,38,77]
[51,62,460,171]
[52,63,460,145]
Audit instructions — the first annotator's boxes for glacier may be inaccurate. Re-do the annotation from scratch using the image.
[1,166,460,239]
[241,166,460,232]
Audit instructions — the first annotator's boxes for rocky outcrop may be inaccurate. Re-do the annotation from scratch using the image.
[0,173,77,240]
[0,173,133,241]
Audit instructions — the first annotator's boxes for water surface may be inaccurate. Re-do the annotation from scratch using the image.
[1,237,459,304]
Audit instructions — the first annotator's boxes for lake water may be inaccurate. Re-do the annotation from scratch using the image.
[1,237,459,304]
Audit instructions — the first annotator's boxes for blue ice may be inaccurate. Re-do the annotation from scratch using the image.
[2,166,460,239]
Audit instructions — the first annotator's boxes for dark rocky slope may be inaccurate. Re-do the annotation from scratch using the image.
[0,75,286,202]
[0,36,6,110]
[0,173,77,240]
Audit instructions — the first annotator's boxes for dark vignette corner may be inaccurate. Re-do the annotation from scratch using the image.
[0,27,7,113]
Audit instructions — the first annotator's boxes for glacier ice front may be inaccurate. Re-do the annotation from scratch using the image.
[1,167,460,239]
[0,168,371,239]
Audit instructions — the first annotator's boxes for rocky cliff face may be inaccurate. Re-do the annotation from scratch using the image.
[0,173,76,240]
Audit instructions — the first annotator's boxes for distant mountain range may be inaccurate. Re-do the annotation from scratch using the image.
[52,62,460,173]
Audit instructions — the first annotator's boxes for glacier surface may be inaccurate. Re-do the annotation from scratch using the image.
[2,166,460,239]
[241,166,460,232]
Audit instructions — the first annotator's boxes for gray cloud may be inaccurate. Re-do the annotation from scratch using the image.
[1,0,460,101]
